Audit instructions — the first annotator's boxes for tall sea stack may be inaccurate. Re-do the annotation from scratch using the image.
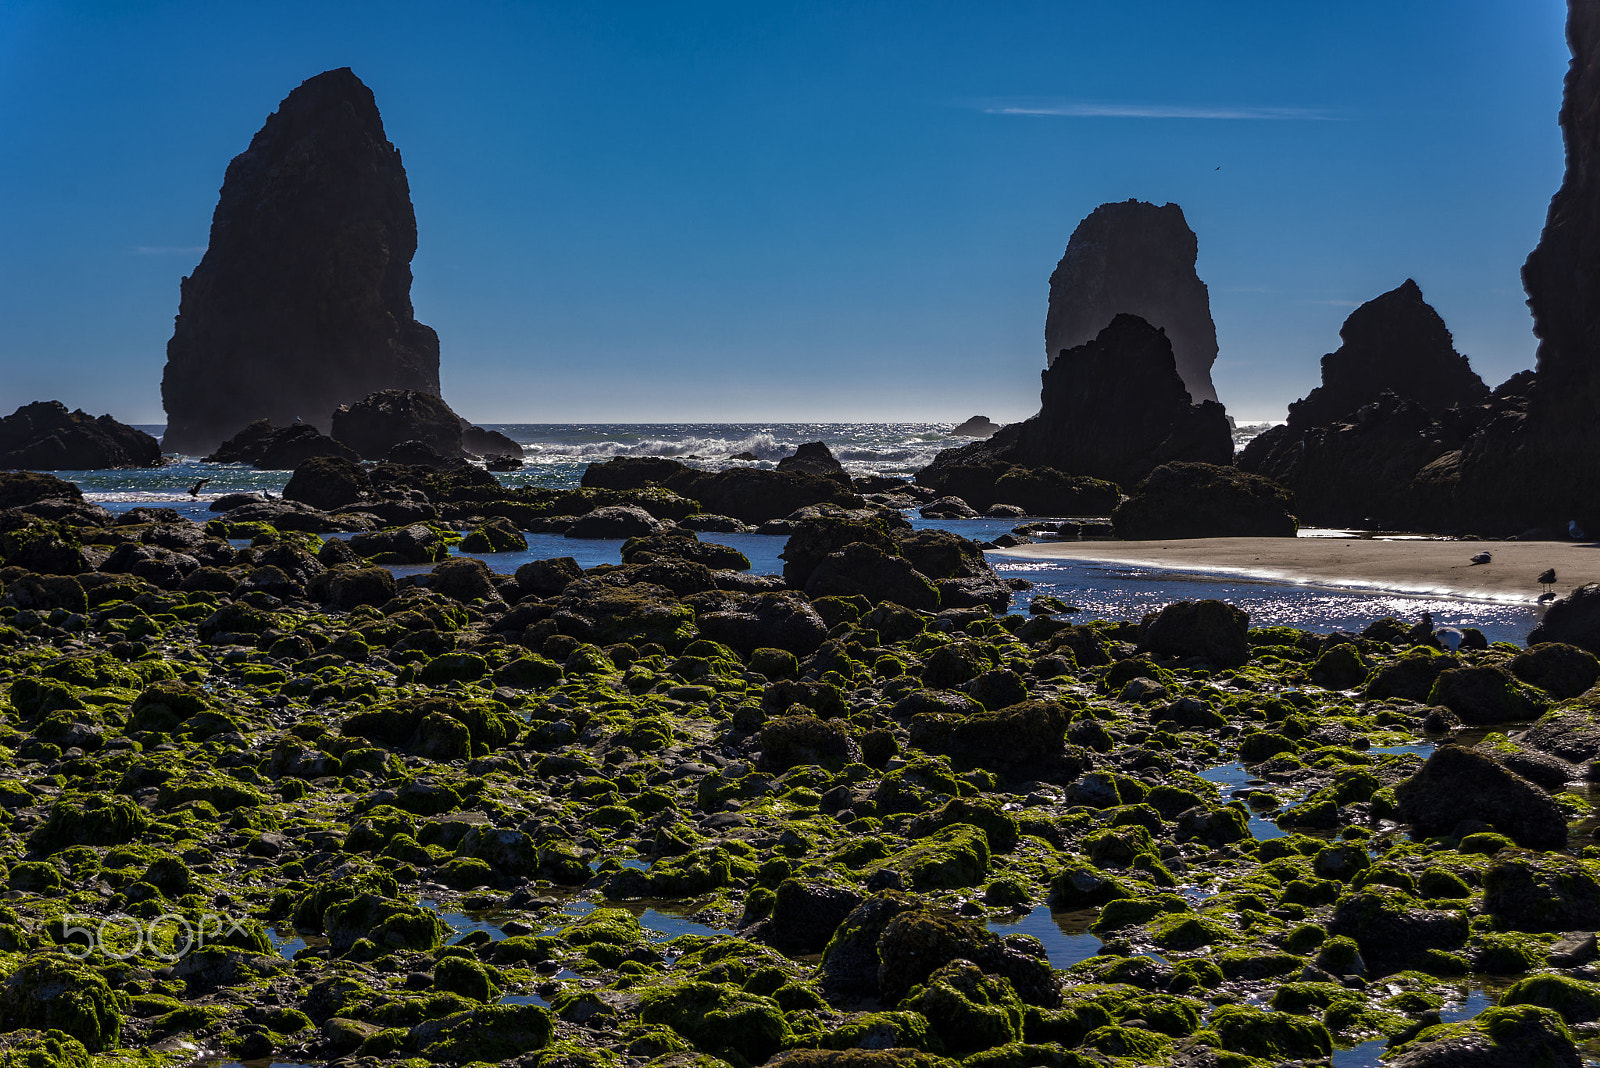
[160,68,440,456]
[1045,200,1220,404]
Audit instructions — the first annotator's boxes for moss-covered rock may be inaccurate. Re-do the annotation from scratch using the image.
[0,955,127,1052]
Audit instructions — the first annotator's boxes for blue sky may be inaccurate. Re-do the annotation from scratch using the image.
[0,1,1571,424]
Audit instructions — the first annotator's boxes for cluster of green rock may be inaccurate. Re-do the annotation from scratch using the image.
[1,476,1600,1067]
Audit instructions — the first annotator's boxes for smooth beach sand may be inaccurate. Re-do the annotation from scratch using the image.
[989,536,1600,603]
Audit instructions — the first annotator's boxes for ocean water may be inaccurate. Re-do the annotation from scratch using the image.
[51,421,1540,644]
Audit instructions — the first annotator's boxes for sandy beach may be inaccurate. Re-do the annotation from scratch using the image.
[989,536,1600,604]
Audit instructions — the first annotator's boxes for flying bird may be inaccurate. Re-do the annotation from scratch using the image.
[1539,567,1557,599]
[1469,551,1492,565]
[187,477,211,498]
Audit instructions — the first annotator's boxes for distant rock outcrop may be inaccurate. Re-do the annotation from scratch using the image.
[1046,200,1220,404]
[0,402,161,470]
[920,314,1232,496]
[206,419,358,469]
[160,68,440,456]
[776,442,849,484]
[1238,281,1489,527]
[332,389,461,461]
[460,424,522,461]
[949,416,1001,439]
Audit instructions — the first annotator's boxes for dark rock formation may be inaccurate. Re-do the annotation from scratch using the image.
[1289,280,1487,428]
[1530,584,1600,655]
[282,456,371,511]
[332,390,461,460]
[206,419,358,469]
[1137,599,1250,667]
[161,68,440,455]
[1395,744,1567,850]
[775,442,849,484]
[1238,281,1489,527]
[913,463,1119,515]
[949,416,1001,438]
[1111,462,1296,540]
[1046,200,1220,404]
[0,472,83,509]
[1447,6,1600,535]
[0,402,161,470]
[461,424,522,460]
[581,457,862,524]
[919,315,1232,495]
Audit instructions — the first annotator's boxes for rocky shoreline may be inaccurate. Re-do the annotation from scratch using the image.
[2,455,1600,1068]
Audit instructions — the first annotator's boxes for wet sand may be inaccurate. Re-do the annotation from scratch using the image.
[989,536,1600,603]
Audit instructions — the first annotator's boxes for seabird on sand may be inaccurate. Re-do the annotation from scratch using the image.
[187,477,211,498]
[1434,625,1465,653]
[1469,551,1492,565]
[1539,568,1557,598]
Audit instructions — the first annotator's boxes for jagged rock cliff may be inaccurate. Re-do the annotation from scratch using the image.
[1286,280,1487,429]
[1451,3,1600,534]
[921,314,1232,494]
[1045,200,1220,404]
[1238,281,1490,526]
[160,68,440,456]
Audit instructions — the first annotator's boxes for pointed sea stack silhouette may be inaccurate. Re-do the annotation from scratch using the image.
[1045,199,1221,405]
[160,68,440,456]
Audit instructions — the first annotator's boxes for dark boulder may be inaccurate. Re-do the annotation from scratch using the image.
[949,415,1001,438]
[0,471,83,509]
[283,456,372,512]
[765,879,864,955]
[461,423,521,459]
[1112,461,1296,539]
[1137,599,1250,667]
[1326,888,1469,976]
[919,315,1231,492]
[515,557,583,597]
[0,401,161,469]
[1394,744,1567,850]
[913,461,1119,516]
[382,439,466,469]
[804,543,940,612]
[206,419,359,468]
[430,557,500,604]
[696,591,829,655]
[780,510,904,589]
[1530,585,1600,656]
[565,506,664,540]
[581,457,863,524]
[160,68,440,455]
[776,442,849,483]
[332,389,463,460]
[1512,642,1600,698]
[1483,850,1600,931]
[1428,665,1551,725]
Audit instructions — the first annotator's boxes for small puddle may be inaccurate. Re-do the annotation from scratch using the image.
[1198,762,1287,840]
[1329,987,1493,1068]
[543,898,737,941]
[422,900,517,944]
[266,926,326,961]
[986,905,1102,970]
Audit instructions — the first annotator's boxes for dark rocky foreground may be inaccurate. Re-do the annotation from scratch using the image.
[1,463,1600,1068]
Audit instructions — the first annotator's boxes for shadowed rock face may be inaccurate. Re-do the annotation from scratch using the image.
[1237,281,1489,527]
[0,402,161,470]
[1045,199,1220,404]
[160,68,440,456]
[921,314,1232,492]
[1287,279,1487,430]
[1450,4,1600,534]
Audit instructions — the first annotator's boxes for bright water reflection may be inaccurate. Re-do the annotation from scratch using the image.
[985,905,1102,970]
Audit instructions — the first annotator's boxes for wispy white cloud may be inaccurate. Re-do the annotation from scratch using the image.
[132,246,205,255]
[979,99,1337,121]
